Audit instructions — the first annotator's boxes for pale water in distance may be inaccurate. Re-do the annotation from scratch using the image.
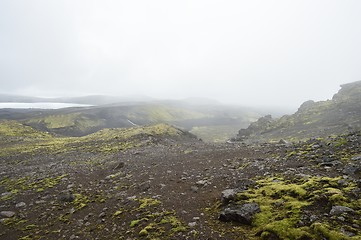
[0,102,92,109]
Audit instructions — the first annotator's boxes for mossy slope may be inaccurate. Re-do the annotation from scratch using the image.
[237,80,361,142]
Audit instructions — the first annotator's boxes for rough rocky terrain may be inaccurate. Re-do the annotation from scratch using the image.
[0,120,360,239]
[236,80,361,143]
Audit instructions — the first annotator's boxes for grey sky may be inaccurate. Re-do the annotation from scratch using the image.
[1,0,360,109]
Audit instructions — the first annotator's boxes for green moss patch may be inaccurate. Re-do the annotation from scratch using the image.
[231,176,361,239]
[0,174,67,201]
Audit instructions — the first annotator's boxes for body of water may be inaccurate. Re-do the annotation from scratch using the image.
[0,102,92,109]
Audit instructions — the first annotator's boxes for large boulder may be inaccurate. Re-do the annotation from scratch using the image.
[219,203,260,225]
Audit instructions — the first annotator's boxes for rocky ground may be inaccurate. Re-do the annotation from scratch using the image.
[0,123,360,239]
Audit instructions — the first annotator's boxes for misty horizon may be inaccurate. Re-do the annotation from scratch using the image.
[1,1,360,109]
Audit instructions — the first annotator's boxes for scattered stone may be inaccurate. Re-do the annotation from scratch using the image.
[341,227,356,237]
[191,186,199,193]
[221,189,239,204]
[138,181,151,192]
[309,215,318,223]
[113,161,125,170]
[196,180,208,186]
[15,202,26,208]
[330,206,355,216]
[127,196,136,201]
[351,155,361,161]
[58,193,75,202]
[352,224,360,229]
[69,234,77,240]
[0,211,16,218]
[219,203,260,225]
[99,212,106,218]
[1,192,11,197]
[343,164,361,175]
[278,139,290,145]
[188,222,197,228]
[320,160,341,167]
[338,179,349,187]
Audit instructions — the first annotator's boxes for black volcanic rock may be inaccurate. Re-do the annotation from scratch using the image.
[219,203,261,224]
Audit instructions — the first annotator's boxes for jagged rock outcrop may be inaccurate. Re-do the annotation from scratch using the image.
[236,80,361,142]
[235,115,274,141]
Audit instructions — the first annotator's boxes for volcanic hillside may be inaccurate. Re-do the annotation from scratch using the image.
[236,80,361,143]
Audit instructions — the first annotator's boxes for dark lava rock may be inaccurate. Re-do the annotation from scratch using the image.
[58,193,75,202]
[343,164,361,175]
[219,203,260,225]
[330,206,355,216]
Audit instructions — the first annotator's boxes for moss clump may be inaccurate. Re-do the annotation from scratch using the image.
[139,223,156,236]
[18,235,33,240]
[0,175,67,201]
[312,223,351,240]
[58,214,70,223]
[160,216,187,234]
[335,138,348,147]
[22,224,38,231]
[72,193,90,211]
[113,209,123,218]
[232,176,361,239]
[245,178,310,239]
[130,219,143,227]
[261,220,312,239]
[138,197,161,210]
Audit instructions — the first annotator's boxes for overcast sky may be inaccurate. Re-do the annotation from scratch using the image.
[0,0,360,108]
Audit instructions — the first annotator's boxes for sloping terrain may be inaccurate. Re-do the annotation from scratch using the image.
[0,120,360,239]
[0,101,260,142]
[236,80,361,143]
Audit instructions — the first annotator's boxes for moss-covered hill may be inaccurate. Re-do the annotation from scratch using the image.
[0,102,260,142]
[0,120,198,158]
[236,80,361,143]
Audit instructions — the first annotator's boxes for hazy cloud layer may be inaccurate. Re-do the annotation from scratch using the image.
[1,0,360,108]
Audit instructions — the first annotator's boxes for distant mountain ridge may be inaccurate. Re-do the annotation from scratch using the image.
[236,80,361,142]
